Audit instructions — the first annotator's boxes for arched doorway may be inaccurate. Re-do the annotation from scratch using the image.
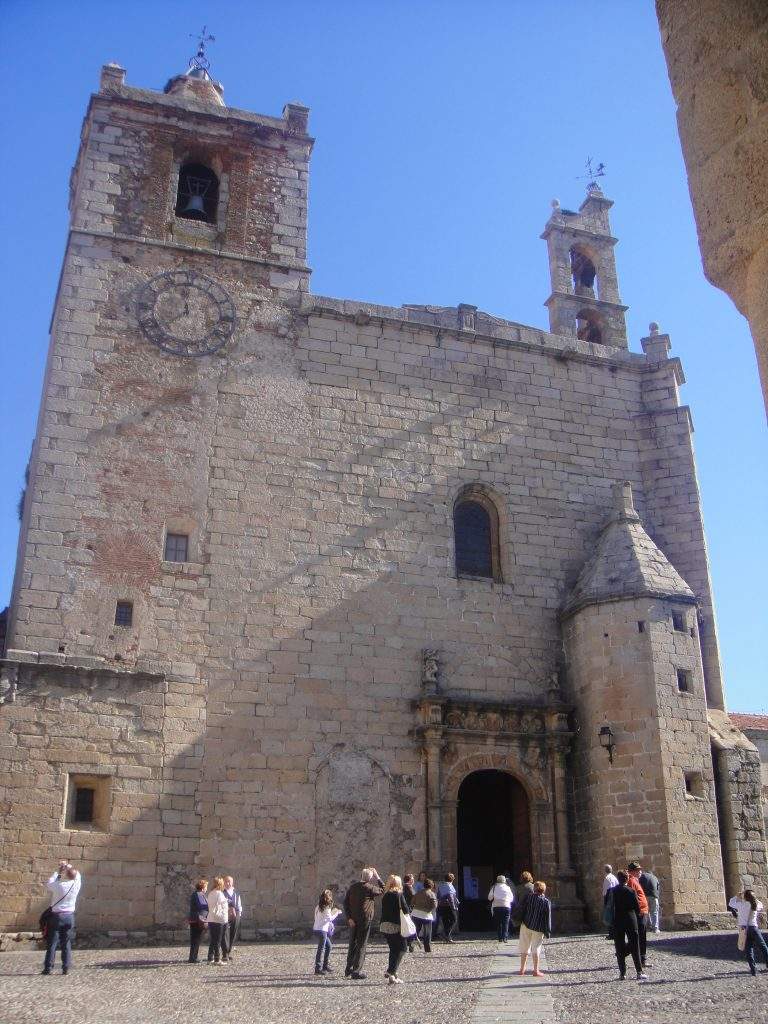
[456,769,532,930]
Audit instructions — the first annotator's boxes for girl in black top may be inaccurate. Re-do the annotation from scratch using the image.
[609,871,647,981]
[379,874,411,984]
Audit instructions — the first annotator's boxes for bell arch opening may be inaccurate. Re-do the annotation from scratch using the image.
[456,769,532,930]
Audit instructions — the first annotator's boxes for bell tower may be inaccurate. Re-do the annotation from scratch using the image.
[541,184,628,349]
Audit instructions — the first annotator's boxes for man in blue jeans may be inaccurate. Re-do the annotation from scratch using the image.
[42,861,82,975]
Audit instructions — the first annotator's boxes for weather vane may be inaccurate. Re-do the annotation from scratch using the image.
[189,26,216,72]
[576,157,606,192]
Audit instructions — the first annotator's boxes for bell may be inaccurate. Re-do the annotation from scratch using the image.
[181,193,207,219]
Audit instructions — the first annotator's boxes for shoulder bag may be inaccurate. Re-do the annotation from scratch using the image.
[737,927,747,952]
[400,908,417,938]
[39,882,76,938]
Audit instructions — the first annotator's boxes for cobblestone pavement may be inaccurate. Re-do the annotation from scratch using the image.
[2,930,767,1024]
[546,930,768,1024]
[0,937,497,1024]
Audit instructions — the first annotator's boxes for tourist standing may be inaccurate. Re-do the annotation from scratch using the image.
[380,875,411,984]
[206,876,230,965]
[436,872,459,943]
[313,889,342,975]
[411,878,438,952]
[188,878,208,963]
[728,889,768,976]
[603,864,619,939]
[639,867,661,933]
[512,871,534,931]
[414,870,428,894]
[41,861,82,976]
[403,873,419,951]
[627,862,650,966]
[488,875,514,942]
[343,866,385,980]
[222,875,242,959]
[518,880,551,977]
[610,870,646,981]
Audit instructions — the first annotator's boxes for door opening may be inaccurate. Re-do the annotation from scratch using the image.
[456,769,532,931]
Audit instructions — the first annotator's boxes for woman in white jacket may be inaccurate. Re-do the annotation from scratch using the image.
[312,889,342,975]
[488,875,515,943]
[206,876,230,964]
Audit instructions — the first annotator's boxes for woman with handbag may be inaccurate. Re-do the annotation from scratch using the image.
[379,875,412,984]
[411,878,438,952]
[206,876,230,965]
[728,889,768,976]
[188,878,208,963]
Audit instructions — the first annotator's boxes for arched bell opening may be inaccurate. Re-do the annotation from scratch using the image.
[570,246,598,298]
[175,162,219,223]
[456,769,532,931]
[575,307,604,345]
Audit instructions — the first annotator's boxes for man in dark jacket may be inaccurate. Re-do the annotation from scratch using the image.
[343,866,384,980]
[609,870,647,981]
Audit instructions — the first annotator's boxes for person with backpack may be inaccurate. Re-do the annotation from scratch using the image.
[41,861,82,976]
[487,874,514,942]
[436,872,459,943]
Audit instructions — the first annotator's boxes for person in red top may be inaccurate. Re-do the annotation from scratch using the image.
[627,862,650,967]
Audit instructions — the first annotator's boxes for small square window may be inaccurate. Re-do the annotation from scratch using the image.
[672,611,686,632]
[164,532,189,563]
[65,774,111,832]
[684,772,704,798]
[677,668,692,693]
[114,601,133,627]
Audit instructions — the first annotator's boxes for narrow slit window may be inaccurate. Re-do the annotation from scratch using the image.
[114,601,133,627]
[637,621,646,633]
[164,533,189,563]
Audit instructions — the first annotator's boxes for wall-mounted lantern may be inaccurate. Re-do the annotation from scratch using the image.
[598,725,616,764]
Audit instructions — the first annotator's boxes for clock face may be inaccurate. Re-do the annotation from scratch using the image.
[137,270,236,356]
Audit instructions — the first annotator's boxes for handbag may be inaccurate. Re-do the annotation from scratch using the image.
[737,927,747,952]
[400,909,417,938]
[39,881,76,938]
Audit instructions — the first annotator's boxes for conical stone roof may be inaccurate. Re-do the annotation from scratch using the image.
[562,481,696,618]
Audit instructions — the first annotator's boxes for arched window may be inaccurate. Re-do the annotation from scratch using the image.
[576,308,604,344]
[454,494,500,580]
[175,162,219,223]
[570,247,597,296]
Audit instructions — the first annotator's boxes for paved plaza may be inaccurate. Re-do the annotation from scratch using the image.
[0,931,766,1024]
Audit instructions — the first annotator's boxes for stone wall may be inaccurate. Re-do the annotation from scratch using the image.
[0,657,204,933]
[656,0,768,413]
[563,595,726,927]
[1,64,758,934]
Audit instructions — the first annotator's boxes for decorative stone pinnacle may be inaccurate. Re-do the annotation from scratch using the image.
[551,198,560,211]
[613,480,638,520]
[649,321,660,335]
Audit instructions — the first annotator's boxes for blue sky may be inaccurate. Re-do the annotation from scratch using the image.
[1,1,765,711]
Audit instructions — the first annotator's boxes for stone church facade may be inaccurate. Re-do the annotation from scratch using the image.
[1,59,765,939]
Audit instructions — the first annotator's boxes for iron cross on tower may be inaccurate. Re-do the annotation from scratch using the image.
[189,26,216,72]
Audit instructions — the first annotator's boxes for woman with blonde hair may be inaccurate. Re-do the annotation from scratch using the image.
[206,876,230,965]
[379,874,412,984]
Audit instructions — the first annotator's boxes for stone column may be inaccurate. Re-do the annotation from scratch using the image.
[424,727,443,867]
[548,737,574,873]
